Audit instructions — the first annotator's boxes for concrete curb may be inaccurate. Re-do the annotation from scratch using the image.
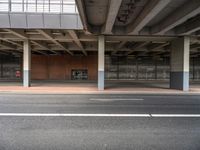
[0,90,200,95]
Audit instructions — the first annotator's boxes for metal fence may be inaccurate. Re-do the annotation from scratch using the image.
[0,0,77,13]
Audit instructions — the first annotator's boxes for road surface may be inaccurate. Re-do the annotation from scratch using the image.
[0,94,199,150]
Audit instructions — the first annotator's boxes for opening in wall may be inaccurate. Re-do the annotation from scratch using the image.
[71,69,88,80]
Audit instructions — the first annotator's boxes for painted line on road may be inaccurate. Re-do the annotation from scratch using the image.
[0,113,200,117]
[152,114,200,117]
[0,113,150,117]
[89,98,144,101]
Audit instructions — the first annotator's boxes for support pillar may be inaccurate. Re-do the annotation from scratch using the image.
[98,35,105,90]
[170,37,190,91]
[23,40,31,87]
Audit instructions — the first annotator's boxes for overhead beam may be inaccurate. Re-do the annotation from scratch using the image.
[37,30,73,55]
[0,49,22,54]
[175,15,200,35]
[126,0,171,34]
[126,42,149,55]
[190,44,200,50]
[75,0,91,33]
[4,29,28,39]
[1,39,22,47]
[106,36,175,42]
[68,30,87,56]
[148,43,169,51]
[1,34,174,42]
[31,40,58,55]
[32,50,48,55]
[102,0,122,34]
[0,50,10,55]
[31,41,49,50]
[0,40,16,49]
[151,0,200,34]
[111,41,127,55]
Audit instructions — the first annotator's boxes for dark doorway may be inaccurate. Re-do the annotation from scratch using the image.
[71,69,88,80]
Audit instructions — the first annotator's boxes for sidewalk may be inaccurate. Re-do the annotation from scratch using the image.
[0,80,200,95]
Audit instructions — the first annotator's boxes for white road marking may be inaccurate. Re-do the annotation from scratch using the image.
[0,113,150,117]
[89,98,144,101]
[152,114,200,117]
[0,113,199,117]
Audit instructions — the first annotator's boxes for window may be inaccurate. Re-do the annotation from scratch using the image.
[37,0,44,12]
[0,0,78,13]
[0,0,9,11]
[11,0,23,12]
[50,0,61,13]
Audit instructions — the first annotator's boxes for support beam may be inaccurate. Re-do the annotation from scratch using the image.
[126,0,171,34]
[1,39,22,47]
[68,30,87,56]
[170,37,190,91]
[4,29,27,39]
[152,0,200,35]
[106,36,175,42]
[0,50,10,55]
[190,43,200,50]
[175,15,200,35]
[98,35,105,91]
[112,41,127,55]
[148,43,169,51]
[32,50,48,56]
[102,0,122,34]
[37,30,73,55]
[0,40,16,49]
[126,42,149,55]
[75,0,91,33]
[31,41,58,55]
[23,40,31,87]
[0,49,22,54]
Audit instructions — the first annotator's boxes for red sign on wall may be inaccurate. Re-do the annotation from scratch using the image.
[15,71,21,78]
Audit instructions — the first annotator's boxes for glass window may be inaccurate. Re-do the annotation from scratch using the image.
[0,3,9,11]
[37,0,44,12]
[27,0,36,12]
[63,4,75,13]
[11,0,23,12]
[0,0,77,13]
[50,0,61,13]
[63,0,75,4]
[44,0,50,12]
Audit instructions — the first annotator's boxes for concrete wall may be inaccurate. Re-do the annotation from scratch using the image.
[31,54,98,80]
[1,54,200,81]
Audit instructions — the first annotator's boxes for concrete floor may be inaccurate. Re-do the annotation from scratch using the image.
[0,80,200,94]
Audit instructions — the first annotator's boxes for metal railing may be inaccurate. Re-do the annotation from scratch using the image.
[0,0,78,13]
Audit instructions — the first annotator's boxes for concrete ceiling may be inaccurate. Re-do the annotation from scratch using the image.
[85,0,109,26]
[0,29,200,58]
[76,0,200,36]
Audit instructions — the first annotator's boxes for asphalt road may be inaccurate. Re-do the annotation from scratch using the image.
[0,94,200,150]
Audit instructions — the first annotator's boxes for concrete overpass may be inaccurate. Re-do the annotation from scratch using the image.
[76,0,200,36]
[74,0,200,91]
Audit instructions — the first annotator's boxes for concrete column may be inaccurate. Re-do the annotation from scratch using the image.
[98,35,105,90]
[0,56,3,78]
[170,37,190,91]
[23,40,31,87]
